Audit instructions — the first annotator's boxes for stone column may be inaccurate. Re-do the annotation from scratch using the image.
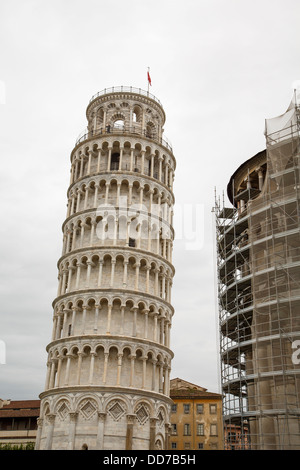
[117,353,123,386]
[44,361,51,389]
[67,266,74,293]
[75,262,83,289]
[55,355,63,387]
[144,309,149,339]
[90,220,96,246]
[49,360,56,389]
[158,156,163,181]
[35,417,43,450]
[119,147,123,171]
[80,223,86,248]
[110,259,116,286]
[71,227,77,250]
[151,359,156,391]
[165,423,171,450]
[128,183,133,205]
[64,354,72,385]
[123,260,128,287]
[159,362,163,393]
[94,304,100,333]
[86,261,93,287]
[61,270,68,295]
[84,186,89,209]
[67,412,78,450]
[45,414,56,450]
[149,418,158,450]
[141,150,145,174]
[106,303,112,334]
[89,352,96,384]
[87,151,92,174]
[71,307,77,335]
[129,354,136,387]
[142,356,147,389]
[97,259,103,287]
[76,188,82,210]
[132,308,137,337]
[153,313,158,342]
[81,306,87,334]
[150,154,154,177]
[135,262,140,290]
[76,353,83,384]
[103,352,109,383]
[96,150,101,172]
[120,305,125,335]
[70,193,76,215]
[105,181,110,204]
[96,412,107,450]
[51,317,57,341]
[130,149,134,172]
[107,147,112,171]
[126,414,136,450]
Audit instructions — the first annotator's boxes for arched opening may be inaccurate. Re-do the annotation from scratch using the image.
[111,153,120,171]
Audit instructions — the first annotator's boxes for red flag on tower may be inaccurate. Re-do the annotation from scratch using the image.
[147,68,152,86]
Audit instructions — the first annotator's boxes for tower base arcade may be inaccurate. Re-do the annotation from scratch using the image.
[36,388,172,450]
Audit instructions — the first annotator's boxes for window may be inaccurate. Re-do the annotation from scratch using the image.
[171,423,177,435]
[198,443,204,450]
[210,404,217,414]
[197,423,204,436]
[210,424,218,436]
[184,423,191,436]
[171,404,177,413]
[184,442,191,449]
[110,153,120,171]
[129,238,136,247]
[183,404,190,414]
[196,404,203,414]
[171,442,177,449]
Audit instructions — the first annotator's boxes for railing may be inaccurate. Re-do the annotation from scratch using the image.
[88,86,163,107]
[75,124,173,152]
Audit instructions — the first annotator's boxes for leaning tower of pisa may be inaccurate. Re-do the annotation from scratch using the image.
[36,86,176,450]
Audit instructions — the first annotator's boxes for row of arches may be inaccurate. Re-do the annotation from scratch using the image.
[87,98,164,141]
[57,251,174,301]
[52,296,173,346]
[45,341,171,394]
[66,175,174,218]
[37,390,170,450]
[63,214,173,260]
[62,211,173,263]
[70,140,175,190]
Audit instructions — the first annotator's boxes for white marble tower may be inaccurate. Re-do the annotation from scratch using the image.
[36,86,176,450]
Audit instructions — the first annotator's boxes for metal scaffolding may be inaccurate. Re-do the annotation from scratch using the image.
[214,95,300,450]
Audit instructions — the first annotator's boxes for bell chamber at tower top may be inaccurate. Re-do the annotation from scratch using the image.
[74,86,174,153]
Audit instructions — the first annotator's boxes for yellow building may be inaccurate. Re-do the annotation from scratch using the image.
[169,378,223,450]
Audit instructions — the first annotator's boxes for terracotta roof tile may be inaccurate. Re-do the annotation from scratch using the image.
[170,389,222,399]
[0,400,40,418]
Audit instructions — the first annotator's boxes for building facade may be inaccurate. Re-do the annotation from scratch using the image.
[169,378,223,450]
[214,95,300,449]
[0,399,39,448]
[36,86,176,450]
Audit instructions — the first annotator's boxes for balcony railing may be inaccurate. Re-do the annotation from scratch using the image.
[88,86,163,107]
[75,123,173,152]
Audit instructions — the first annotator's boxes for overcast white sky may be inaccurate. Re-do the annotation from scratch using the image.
[1,0,300,400]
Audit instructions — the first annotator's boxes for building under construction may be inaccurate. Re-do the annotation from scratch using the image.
[214,93,300,450]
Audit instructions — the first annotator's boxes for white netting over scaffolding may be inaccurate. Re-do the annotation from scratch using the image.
[214,93,300,450]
